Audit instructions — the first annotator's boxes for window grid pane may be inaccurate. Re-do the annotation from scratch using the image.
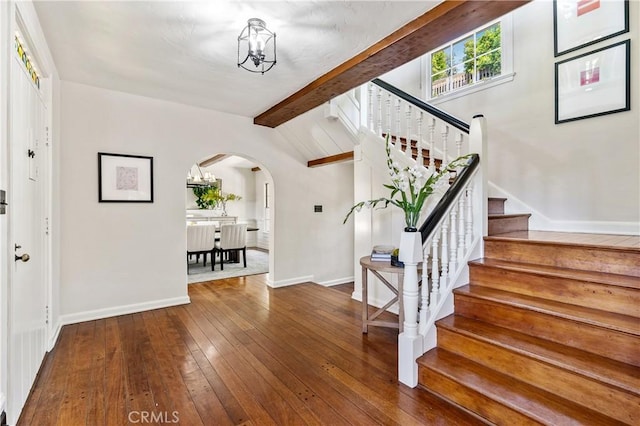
[430,22,502,98]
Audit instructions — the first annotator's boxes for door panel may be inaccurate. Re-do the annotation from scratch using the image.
[8,52,46,424]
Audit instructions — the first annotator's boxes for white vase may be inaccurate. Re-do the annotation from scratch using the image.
[398,230,422,264]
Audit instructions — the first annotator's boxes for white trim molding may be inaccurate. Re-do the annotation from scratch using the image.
[270,275,314,288]
[59,296,191,326]
[317,276,354,287]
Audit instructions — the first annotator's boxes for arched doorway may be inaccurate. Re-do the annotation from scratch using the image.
[184,153,274,284]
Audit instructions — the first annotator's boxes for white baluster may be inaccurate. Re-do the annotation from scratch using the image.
[368,83,374,131]
[449,209,457,274]
[417,111,424,167]
[455,132,463,158]
[465,186,474,249]
[406,104,412,160]
[440,218,449,289]
[419,245,430,332]
[441,125,449,171]
[428,118,436,173]
[377,88,383,136]
[396,99,402,152]
[458,196,466,262]
[430,233,440,309]
[386,93,392,140]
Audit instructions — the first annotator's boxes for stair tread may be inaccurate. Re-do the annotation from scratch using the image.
[470,257,640,290]
[419,349,621,425]
[488,213,532,219]
[436,315,640,395]
[455,285,640,335]
[485,231,640,251]
[488,197,507,201]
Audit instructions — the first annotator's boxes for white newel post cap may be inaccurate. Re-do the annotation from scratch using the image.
[399,230,422,264]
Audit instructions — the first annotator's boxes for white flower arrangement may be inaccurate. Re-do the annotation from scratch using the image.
[344,135,471,230]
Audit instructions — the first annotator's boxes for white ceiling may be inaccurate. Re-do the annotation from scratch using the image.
[34,1,436,118]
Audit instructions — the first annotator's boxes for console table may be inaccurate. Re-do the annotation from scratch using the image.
[360,256,422,334]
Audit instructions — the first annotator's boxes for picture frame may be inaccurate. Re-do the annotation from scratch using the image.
[553,0,629,57]
[555,39,630,124]
[98,152,154,202]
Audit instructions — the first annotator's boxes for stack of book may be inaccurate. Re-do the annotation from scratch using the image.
[370,245,394,262]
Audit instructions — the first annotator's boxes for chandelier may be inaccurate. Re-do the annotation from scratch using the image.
[237,18,276,74]
[187,164,217,188]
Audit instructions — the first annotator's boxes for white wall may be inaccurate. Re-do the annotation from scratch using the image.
[59,81,355,321]
[384,0,640,233]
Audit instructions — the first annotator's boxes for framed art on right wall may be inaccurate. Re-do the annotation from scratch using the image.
[553,0,629,57]
[555,39,630,124]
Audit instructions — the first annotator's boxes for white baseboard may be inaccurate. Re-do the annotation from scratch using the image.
[317,276,354,287]
[270,275,314,288]
[59,296,191,326]
[489,182,640,235]
[48,321,62,351]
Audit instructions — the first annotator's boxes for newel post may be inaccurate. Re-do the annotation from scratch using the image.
[398,229,423,387]
[469,115,488,256]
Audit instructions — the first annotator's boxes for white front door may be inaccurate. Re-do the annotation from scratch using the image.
[7,46,47,424]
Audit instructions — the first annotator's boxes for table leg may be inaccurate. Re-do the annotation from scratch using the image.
[362,266,368,334]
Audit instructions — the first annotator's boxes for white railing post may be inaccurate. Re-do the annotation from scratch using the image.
[398,230,424,387]
[469,115,488,257]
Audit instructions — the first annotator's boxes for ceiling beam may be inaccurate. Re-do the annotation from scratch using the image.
[199,154,227,167]
[254,0,529,128]
[307,151,354,168]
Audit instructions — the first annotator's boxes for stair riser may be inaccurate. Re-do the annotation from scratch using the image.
[488,198,505,215]
[455,294,640,366]
[418,367,536,425]
[484,240,640,277]
[437,326,639,424]
[469,264,640,318]
[488,216,529,235]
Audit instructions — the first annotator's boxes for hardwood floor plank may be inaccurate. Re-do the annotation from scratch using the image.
[56,321,97,425]
[84,319,106,426]
[103,317,127,426]
[167,305,281,425]
[22,275,485,425]
[21,324,79,426]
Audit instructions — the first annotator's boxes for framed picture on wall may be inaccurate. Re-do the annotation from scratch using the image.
[98,152,154,202]
[553,0,629,57]
[555,39,630,124]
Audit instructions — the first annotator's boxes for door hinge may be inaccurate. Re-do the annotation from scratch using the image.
[45,217,50,236]
[45,126,50,147]
[45,305,49,325]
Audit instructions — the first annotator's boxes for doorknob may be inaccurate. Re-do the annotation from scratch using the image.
[27,149,35,158]
[15,253,30,262]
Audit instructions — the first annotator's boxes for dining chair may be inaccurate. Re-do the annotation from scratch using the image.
[213,223,247,270]
[186,223,217,273]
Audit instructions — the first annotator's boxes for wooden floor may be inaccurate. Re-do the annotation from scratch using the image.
[19,275,483,425]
